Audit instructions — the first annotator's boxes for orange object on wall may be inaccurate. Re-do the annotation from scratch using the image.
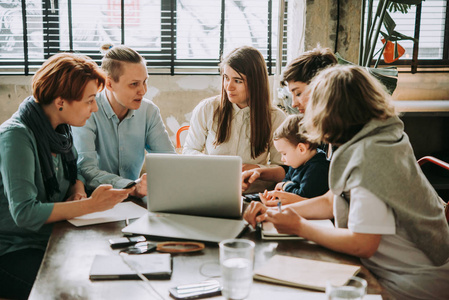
[381,38,405,63]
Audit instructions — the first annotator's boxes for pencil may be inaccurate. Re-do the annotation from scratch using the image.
[277,201,282,213]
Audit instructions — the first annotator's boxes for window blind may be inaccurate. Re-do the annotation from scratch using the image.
[0,0,288,75]
[365,0,448,70]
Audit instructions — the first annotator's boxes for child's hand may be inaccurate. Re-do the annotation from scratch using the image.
[275,182,284,191]
[259,190,278,206]
[262,190,307,206]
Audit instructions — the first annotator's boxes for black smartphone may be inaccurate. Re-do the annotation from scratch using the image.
[243,193,261,203]
[124,181,137,189]
[109,235,146,249]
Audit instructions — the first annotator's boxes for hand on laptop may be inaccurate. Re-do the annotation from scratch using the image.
[130,173,147,198]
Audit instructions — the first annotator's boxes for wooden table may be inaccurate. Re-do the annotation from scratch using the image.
[29,219,389,300]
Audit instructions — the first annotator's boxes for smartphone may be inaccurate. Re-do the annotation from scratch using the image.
[109,235,146,249]
[124,181,137,189]
[243,193,261,203]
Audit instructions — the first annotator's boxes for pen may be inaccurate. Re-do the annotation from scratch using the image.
[277,201,282,213]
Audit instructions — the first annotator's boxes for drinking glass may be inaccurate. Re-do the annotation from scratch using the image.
[326,276,367,300]
[219,239,255,300]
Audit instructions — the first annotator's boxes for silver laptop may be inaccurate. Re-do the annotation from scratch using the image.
[122,154,247,243]
[146,153,243,218]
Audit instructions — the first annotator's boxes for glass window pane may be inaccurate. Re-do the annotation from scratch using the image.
[58,0,161,54]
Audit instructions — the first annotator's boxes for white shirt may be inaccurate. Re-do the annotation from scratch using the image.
[183,96,286,168]
[338,187,449,300]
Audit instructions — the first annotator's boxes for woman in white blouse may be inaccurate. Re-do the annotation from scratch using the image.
[183,46,286,172]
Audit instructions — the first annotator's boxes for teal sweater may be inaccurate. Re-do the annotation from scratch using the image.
[330,116,449,266]
[0,111,81,256]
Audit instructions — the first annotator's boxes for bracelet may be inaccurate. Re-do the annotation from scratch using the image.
[156,241,205,253]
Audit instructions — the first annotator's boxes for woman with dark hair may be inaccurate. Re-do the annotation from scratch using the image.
[0,53,130,300]
[183,46,286,172]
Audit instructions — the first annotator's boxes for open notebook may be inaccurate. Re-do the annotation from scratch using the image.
[259,219,334,240]
[253,255,361,291]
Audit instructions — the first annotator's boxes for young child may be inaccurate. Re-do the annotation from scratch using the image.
[248,114,329,206]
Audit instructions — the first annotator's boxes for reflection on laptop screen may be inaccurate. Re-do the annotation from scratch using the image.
[145,154,243,218]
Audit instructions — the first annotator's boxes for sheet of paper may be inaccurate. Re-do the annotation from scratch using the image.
[67,202,147,227]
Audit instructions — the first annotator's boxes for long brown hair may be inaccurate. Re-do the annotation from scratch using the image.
[303,65,397,145]
[214,46,271,159]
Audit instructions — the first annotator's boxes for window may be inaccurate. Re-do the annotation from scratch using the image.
[365,0,448,72]
[0,0,288,75]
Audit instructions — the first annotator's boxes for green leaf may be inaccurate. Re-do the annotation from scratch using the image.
[368,67,398,95]
[336,53,398,94]
[383,12,396,35]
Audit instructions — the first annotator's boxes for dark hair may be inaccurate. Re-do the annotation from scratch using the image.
[214,46,272,159]
[274,114,319,150]
[281,46,337,86]
[304,65,397,145]
[32,53,105,105]
[100,44,145,82]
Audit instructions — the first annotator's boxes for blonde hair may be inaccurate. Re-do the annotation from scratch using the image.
[100,43,145,82]
[273,114,319,150]
[303,65,397,145]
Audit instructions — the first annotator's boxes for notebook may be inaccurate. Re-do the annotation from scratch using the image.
[89,253,172,280]
[122,154,248,243]
[259,219,334,240]
[253,255,361,291]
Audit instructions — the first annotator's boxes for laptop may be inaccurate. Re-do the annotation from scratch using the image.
[145,153,243,218]
[122,154,247,243]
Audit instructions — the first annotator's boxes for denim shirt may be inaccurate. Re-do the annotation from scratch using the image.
[72,90,175,191]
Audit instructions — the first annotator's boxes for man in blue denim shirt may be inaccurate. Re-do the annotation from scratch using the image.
[73,45,175,198]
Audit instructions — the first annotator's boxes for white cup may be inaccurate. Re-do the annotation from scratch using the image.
[219,239,255,300]
[326,276,367,300]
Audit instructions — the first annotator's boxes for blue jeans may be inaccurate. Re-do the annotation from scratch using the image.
[0,248,44,300]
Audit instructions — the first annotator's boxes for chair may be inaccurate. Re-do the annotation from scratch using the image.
[176,125,190,153]
[418,156,449,223]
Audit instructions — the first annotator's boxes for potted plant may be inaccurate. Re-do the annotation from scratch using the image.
[339,0,424,94]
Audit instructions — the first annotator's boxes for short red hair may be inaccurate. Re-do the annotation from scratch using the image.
[32,53,105,105]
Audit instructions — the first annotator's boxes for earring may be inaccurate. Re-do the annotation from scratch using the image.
[59,107,63,111]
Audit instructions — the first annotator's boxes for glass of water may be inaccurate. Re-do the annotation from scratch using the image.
[326,276,367,300]
[219,239,255,300]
